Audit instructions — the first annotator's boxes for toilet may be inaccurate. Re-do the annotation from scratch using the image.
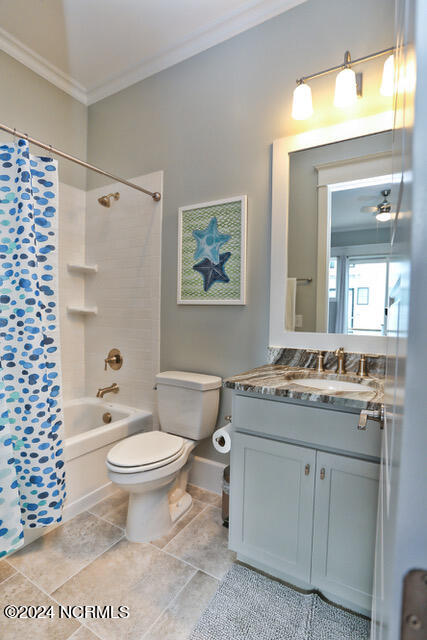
[106,371,222,542]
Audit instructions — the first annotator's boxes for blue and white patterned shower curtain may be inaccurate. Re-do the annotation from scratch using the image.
[0,138,65,557]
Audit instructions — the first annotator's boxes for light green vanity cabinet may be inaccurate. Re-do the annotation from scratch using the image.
[229,393,380,614]
[230,432,316,582]
[311,452,379,611]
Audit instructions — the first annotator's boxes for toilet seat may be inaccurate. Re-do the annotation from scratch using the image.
[107,431,185,474]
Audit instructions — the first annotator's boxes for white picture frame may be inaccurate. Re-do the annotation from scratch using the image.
[177,195,247,305]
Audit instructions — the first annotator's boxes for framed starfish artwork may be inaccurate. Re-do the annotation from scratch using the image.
[177,196,247,304]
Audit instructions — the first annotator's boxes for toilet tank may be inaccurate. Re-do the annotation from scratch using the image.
[155,371,222,440]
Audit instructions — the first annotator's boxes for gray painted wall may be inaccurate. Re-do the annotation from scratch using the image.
[86,0,394,461]
[0,51,87,189]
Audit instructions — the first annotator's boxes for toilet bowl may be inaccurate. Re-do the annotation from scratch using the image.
[106,371,221,542]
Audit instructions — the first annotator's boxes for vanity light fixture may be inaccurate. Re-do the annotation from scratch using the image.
[292,46,395,120]
[334,52,360,107]
[292,81,313,120]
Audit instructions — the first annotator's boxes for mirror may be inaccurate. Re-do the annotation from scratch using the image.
[287,131,393,334]
[327,179,393,335]
[270,112,395,351]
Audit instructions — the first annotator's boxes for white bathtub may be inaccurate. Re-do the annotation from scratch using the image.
[20,397,152,547]
[64,397,152,512]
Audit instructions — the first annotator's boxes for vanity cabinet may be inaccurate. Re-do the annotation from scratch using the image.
[311,452,379,609]
[229,393,380,614]
[231,432,316,582]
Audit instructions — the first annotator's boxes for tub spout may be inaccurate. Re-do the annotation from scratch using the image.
[96,383,119,398]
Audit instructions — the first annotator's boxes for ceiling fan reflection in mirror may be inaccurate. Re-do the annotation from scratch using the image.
[360,189,393,222]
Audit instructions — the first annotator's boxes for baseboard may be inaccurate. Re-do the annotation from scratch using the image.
[189,455,226,495]
[20,482,115,549]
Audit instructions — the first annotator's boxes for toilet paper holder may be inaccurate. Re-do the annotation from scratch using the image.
[215,415,232,447]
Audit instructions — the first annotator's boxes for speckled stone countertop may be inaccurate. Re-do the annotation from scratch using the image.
[224,364,384,412]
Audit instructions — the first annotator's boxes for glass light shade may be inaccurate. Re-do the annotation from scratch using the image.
[380,54,395,96]
[376,211,392,222]
[292,83,313,120]
[334,68,357,108]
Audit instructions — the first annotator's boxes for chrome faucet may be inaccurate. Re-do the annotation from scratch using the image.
[335,347,346,374]
[96,382,119,398]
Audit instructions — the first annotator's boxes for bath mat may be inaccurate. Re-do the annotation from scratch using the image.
[190,564,370,640]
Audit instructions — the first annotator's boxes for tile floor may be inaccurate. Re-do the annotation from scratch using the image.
[0,485,235,640]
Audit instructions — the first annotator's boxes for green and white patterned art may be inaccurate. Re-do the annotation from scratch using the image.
[178,196,246,304]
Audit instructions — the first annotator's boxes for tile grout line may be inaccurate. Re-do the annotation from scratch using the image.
[150,542,221,582]
[52,532,125,593]
[140,566,198,639]
[9,562,106,640]
[0,570,19,587]
[188,486,222,507]
[87,508,126,531]
[162,503,210,552]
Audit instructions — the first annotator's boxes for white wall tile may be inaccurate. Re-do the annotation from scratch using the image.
[58,182,86,401]
[84,172,162,417]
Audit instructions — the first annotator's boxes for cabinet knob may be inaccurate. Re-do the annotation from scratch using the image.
[320,468,326,480]
[305,464,310,476]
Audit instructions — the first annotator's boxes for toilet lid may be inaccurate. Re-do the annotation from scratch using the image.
[107,431,184,468]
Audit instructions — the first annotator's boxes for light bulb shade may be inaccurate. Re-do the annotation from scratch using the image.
[376,211,392,222]
[334,67,357,108]
[380,54,395,96]
[292,83,313,120]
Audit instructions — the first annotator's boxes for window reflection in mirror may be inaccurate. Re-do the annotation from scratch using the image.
[287,131,394,335]
[328,180,392,336]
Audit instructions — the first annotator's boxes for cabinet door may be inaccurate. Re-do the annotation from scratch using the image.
[230,432,316,583]
[312,452,379,611]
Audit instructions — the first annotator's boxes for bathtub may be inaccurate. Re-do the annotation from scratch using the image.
[63,397,152,512]
[20,397,152,547]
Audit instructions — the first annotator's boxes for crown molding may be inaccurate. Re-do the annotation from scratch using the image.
[0,27,87,104]
[0,0,306,106]
[87,0,306,104]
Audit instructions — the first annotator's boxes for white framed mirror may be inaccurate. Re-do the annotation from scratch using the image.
[269,111,395,352]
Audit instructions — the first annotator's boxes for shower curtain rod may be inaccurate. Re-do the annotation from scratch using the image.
[0,122,161,202]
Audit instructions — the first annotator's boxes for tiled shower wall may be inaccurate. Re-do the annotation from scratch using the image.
[84,172,162,415]
[58,182,86,401]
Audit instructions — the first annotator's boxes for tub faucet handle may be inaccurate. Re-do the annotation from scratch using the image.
[104,348,123,371]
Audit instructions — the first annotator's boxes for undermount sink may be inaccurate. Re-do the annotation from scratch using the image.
[286,374,377,397]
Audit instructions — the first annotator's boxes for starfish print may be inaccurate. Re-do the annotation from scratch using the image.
[192,217,231,263]
[193,252,231,292]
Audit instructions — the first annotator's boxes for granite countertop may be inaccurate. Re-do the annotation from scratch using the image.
[224,364,384,412]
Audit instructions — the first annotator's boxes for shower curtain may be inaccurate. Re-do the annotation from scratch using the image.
[0,138,65,557]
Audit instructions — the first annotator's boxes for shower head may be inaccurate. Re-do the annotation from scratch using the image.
[98,192,120,208]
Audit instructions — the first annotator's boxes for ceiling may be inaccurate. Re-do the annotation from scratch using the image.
[331,182,393,232]
[0,0,305,105]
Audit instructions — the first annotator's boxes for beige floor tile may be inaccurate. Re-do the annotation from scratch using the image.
[188,484,222,508]
[145,570,218,640]
[70,626,100,640]
[164,506,236,579]
[0,573,79,640]
[151,499,206,549]
[0,560,16,584]
[8,512,123,594]
[53,538,195,640]
[89,490,129,529]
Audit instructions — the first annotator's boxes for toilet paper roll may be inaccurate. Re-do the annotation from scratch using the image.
[212,423,232,454]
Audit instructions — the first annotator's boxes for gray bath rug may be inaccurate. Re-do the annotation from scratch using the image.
[190,564,370,640]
